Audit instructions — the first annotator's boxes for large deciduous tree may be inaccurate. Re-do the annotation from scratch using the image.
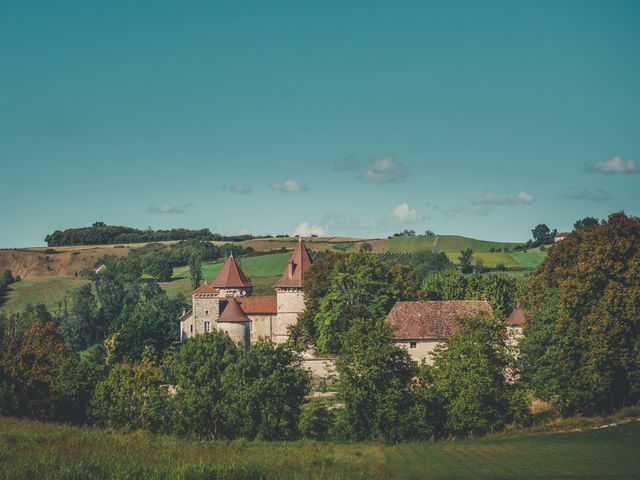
[171,331,239,438]
[222,340,310,440]
[334,319,417,442]
[520,212,640,415]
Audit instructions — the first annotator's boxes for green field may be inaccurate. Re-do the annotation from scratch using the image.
[0,276,89,314]
[445,249,547,269]
[389,235,522,254]
[0,416,638,479]
[161,252,291,298]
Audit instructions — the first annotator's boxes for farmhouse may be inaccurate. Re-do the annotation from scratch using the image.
[180,237,312,346]
[386,301,525,364]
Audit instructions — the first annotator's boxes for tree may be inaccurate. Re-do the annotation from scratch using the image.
[359,242,373,253]
[334,319,417,442]
[289,253,344,349]
[424,229,436,236]
[299,399,335,440]
[0,320,69,419]
[143,253,173,282]
[108,293,183,363]
[409,251,453,282]
[89,362,171,432]
[172,331,239,438]
[189,254,202,290]
[314,254,417,355]
[222,341,311,440]
[520,212,640,415]
[531,223,557,247]
[430,313,526,435]
[58,284,100,351]
[57,353,105,424]
[573,216,599,231]
[458,248,474,274]
[423,271,522,319]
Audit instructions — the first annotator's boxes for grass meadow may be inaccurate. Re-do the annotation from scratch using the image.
[0,276,89,314]
[389,235,522,254]
[1,416,638,479]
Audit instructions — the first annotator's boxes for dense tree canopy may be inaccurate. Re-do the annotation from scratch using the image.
[222,341,310,440]
[520,212,640,414]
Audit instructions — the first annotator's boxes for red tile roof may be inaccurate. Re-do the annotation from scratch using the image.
[506,308,526,327]
[211,254,254,288]
[274,238,312,288]
[192,283,219,295]
[217,297,251,323]
[236,295,277,314]
[386,300,493,340]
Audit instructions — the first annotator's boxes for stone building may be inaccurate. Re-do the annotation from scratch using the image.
[179,238,312,346]
[386,300,494,364]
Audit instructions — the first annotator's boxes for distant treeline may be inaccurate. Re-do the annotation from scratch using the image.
[44,222,271,246]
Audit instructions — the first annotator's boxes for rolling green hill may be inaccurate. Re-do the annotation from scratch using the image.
[0,416,638,479]
[0,276,89,314]
[389,235,522,254]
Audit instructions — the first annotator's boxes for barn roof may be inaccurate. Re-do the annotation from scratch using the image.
[274,238,312,288]
[386,300,493,340]
[211,254,254,289]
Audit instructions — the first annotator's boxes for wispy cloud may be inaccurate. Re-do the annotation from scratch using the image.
[563,187,612,201]
[443,205,493,217]
[228,184,253,194]
[270,179,309,193]
[361,157,408,183]
[586,156,637,174]
[293,222,328,237]
[391,203,423,223]
[148,202,193,214]
[470,190,535,205]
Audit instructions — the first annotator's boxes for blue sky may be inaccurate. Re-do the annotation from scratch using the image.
[1,0,638,247]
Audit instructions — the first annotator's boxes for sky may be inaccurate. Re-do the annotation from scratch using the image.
[1,0,639,247]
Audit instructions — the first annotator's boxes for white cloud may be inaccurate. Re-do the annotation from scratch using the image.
[517,190,535,204]
[587,156,637,174]
[293,222,328,237]
[470,190,535,205]
[361,157,408,183]
[391,203,423,223]
[229,184,253,194]
[470,191,513,205]
[148,202,193,214]
[563,187,612,201]
[270,179,309,193]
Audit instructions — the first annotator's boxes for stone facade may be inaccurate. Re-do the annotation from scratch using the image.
[180,239,312,347]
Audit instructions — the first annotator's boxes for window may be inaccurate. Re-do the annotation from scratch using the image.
[190,325,193,333]
[204,321,211,333]
[409,342,417,349]
[205,310,209,316]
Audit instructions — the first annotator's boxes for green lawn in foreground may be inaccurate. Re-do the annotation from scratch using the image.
[0,416,638,479]
[0,276,89,314]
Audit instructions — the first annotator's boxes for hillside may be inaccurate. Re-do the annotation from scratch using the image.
[1,234,544,313]
[0,416,638,479]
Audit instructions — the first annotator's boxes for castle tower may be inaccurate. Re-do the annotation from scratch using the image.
[210,253,254,297]
[185,282,220,339]
[217,297,252,349]
[273,237,312,343]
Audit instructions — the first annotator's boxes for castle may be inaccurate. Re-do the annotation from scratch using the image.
[179,237,312,347]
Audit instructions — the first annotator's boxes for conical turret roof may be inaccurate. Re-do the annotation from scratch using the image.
[218,297,251,323]
[274,237,312,288]
[211,254,254,288]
